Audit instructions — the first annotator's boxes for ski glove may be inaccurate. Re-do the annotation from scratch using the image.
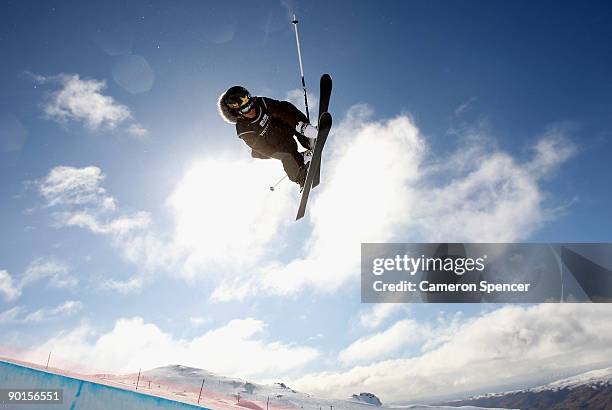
[296,122,318,139]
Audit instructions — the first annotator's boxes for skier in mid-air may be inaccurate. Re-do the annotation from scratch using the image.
[218,86,318,188]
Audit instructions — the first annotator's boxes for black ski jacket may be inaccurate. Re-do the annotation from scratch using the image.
[218,96,310,158]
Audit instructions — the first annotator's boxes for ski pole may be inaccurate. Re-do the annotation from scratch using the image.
[292,14,310,122]
[269,174,288,191]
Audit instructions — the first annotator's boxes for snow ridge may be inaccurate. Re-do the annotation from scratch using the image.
[531,366,612,392]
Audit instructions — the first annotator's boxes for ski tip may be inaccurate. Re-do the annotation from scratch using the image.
[296,207,306,220]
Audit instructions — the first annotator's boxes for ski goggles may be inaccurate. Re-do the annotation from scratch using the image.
[227,95,255,114]
[237,98,255,114]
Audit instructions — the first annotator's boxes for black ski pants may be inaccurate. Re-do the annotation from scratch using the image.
[251,133,307,183]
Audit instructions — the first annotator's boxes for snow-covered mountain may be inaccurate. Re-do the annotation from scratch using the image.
[440,366,612,409]
[105,364,506,410]
[350,392,382,407]
[531,366,612,392]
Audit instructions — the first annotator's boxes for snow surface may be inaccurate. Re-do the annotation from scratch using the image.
[117,364,508,410]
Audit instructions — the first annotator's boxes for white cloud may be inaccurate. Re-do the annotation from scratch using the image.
[99,277,144,294]
[36,166,155,277]
[0,270,21,302]
[39,166,110,208]
[20,258,77,289]
[528,130,577,177]
[358,304,407,329]
[454,96,477,117]
[0,307,22,324]
[339,319,426,366]
[291,304,612,402]
[38,167,151,238]
[63,210,151,235]
[127,123,148,138]
[38,74,130,129]
[285,89,319,120]
[167,157,294,275]
[0,301,82,325]
[415,152,543,241]
[212,106,576,300]
[413,131,575,242]
[0,259,75,303]
[37,158,294,281]
[24,317,319,378]
[23,301,83,323]
[32,73,146,135]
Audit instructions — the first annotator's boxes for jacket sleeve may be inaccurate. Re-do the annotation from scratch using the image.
[251,149,270,159]
[263,97,309,127]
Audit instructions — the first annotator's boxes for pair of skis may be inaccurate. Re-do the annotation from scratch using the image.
[296,74,333,220]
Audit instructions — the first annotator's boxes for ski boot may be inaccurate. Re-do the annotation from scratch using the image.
[302,149,313,164]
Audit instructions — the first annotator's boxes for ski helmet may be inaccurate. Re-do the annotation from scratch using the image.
[223,86,255,114]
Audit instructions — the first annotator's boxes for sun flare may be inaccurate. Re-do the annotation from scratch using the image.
[168,157,294,270]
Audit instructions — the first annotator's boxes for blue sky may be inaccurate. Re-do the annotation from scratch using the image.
[1,0,612,403]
